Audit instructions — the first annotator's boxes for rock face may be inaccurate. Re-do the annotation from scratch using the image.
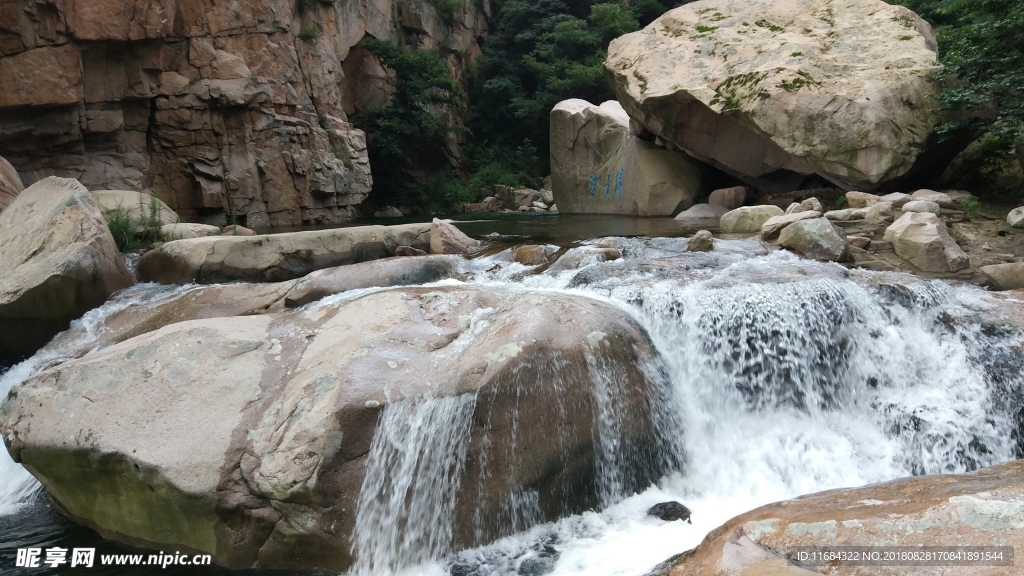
[883,212,969,273]
[0,154,23,210]
[550,99,702,216]
[720,205,784,233]
[2,285,672,572]
[605,0,945,193]
[137,222,431,284]
[661,459,1024,576]
[0,0,491,228]
[0,177,134,354]
[778,217,850,262]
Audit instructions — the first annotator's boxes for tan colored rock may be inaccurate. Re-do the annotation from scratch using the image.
[760,210,821,241]
[865,201,895,221]
[605,0,942,192]
[546,246,621,273]
[221,225,255,236]
[674,203,728,229]
[883,212,969,272]
[844,191,881,208]
[911,189,957,209]
[0,46,83,109]
[138,223,431,284]
[708,186,747,210]
[515,244,559,266]
[92,190,179,233]
[3,286,671,572]
[720,205,784,233]
[979,263,1024,291]
[0,177,133,354]
[430,218,478,255]
[847,235,871,249]
[902,199,941,215]
[550,99,702,216]
[686,229,714,252]
[0,154,23,210]
[880,191,913,208]
[664,459,1024,576]
[160,222,221,240]
[778,217,850,262]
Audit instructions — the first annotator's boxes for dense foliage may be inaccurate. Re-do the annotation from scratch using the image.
[894,0,1024,197]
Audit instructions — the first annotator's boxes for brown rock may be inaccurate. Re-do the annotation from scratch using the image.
[546,246,621,272]
[708,186,748,210]
[515,244,559,266]
[0,177,134,354]
[686,230,714,252]
[430,218,478,255]
[0,46,83,109]
[844,191,881,208]
[665,459,1024,576]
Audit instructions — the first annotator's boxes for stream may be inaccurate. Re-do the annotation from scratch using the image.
[1,218,1022,576]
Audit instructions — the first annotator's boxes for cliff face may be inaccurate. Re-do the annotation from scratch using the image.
[0,0,490,227]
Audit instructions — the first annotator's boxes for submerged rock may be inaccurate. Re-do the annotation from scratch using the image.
[550,99,702,216]
[605,0,944,193]
[0,177,133,354]
[883,212,969,273]
[546,246,621,273]
[1,286,673,572]
[656,459,1024,576]
[137,223,431,284]
[647,501,692,523]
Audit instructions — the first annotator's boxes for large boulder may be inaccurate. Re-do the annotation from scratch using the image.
[658,459,1024,576]
[550,99,702,216]
[883,212,969,273]
[1,286,673,572]
[430,219,479,255]
[136,223,431,284]
[0,154,22,211]
[605,0,944,193]
[720,205,784,233]
[91,190,179,233]
[778,217,850,262]
[760,210,821,241]
[0,177,134,354]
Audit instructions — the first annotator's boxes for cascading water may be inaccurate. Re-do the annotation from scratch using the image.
[1,236,1022,576]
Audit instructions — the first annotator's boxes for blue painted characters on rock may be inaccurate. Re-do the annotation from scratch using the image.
[585,168,625,202]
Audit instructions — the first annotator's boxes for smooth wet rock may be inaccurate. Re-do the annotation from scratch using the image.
[1007,207,1024,228]
[550,99,702,217]
[221,225,256,236]
[902,199,941,215]
[686,230,714,252]
[720,205,784,233]
[1,286,671,572]
[760,210,821,241]
[605,0,943,192]
[880,192,913,208]
[0,177,134,354]
[657,459,1024,576]
[883,212,969,272]
[979,263,1024,291]
[674,203,728,229]
[845,191,881,208]
[431,219,478,255]
[92,190,179,233]
[138,223,431,284]
[865,201,895,221]
[515,244,559,266]
[708,186,747,210]
[0,154,24,210]
[647,501,692,523]
[160,222,220,240]
[824,208,869,221]
[547,246,621,273]
[778,218,850,262]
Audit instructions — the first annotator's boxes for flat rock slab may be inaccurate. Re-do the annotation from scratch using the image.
[137,223,431,284]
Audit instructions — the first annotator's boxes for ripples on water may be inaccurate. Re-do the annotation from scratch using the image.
[1,234,1022,576]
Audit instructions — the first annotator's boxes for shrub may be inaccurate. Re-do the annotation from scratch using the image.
[105,207,139,252]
